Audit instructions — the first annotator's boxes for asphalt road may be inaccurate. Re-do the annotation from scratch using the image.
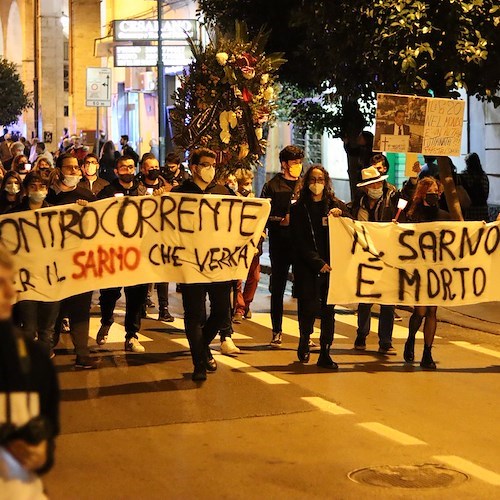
[43,278,500,499]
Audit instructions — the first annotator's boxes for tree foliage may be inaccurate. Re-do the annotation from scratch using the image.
[0,58,31,127]
[198,0,500,137]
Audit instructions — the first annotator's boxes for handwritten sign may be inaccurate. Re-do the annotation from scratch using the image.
[327,217,500,306]
[0,194,270,302]
[374,93,465,156]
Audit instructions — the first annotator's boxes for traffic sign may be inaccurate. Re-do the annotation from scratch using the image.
[86,67,112,107]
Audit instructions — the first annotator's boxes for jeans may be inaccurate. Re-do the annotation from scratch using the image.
[357,303,395,348]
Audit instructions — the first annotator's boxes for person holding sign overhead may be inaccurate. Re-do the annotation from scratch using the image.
[290,165,350,368]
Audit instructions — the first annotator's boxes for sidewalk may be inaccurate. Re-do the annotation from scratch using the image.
[259,242,500,335]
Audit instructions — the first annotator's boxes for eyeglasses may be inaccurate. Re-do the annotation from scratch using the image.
[309,177,325,184]
[198,162,216,168]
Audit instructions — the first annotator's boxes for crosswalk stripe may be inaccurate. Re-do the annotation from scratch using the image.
[357,422,427,445]
[170,338,289,385]
[434,455,500,486]
[89,316,152,343]
[449,341,500,359]
[302,397,354,415]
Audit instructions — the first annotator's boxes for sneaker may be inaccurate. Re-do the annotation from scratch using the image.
[146,298,155,308]
[158,309,174,322]
[308,339,317,348]
[61,318,71,333]
[244,307,252,319]
[270,332,282,348]
[394,313,403,322]
[354,336,366,350]
[221,337,241,355]
[125,337,145,353]
[96,324,110,346]
[378,345,397,355]
[75,355,99,369]
[232,312,243,324]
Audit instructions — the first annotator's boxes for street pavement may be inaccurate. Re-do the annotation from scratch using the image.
[42,275,500,499]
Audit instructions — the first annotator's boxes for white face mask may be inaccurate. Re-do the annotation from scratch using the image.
[29,191,47,203]
[63,175,81,188]
[309,183,324,196]
[367,186,383,199]
[199,166,215,184]
[5,184,20,195]
[85,164,98,176]
[227,182,238,192]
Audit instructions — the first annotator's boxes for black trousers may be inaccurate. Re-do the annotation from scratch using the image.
[180,281,232,368]
[297,276,335,346]
[268,230,293,333]
[99,284,148,340]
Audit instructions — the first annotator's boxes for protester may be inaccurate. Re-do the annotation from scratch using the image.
[11,172,60,359]
[99,140,120,183]
[96,155,149,353]
[261,145,304,348]
[138,152,174,322]
[290,165,350,368]
[33,156,54,182]
[48,153,99,369]
[459,152,490,221]
[163,151,189,186]
[119,135,139,166]
[172,148,233,381]
[404,176,451,369]
[0,171,24,214]
[0,247,59,496]
[351,166,399,355]
[78,153,109,195]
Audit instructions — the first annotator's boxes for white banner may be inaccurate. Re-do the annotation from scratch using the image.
[0,193,270,302]
[328,217,500,306]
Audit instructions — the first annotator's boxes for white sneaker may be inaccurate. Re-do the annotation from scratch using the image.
[221,337,240,355]
[125,337,145,353]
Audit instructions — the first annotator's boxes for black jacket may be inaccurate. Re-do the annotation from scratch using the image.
[171,179,229,195]
[290,196,350,299]
[46,185,95,206]
[97,178,148,199]
[0,322,59,474]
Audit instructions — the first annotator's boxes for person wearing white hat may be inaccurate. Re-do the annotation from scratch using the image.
[351,165,400,355]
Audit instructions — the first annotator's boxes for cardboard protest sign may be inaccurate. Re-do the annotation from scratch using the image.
[0,193,270,302]
[327,217,500,306]
[374,93,465,156]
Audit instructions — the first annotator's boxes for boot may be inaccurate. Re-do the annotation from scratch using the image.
[297,335,310,363]
[158,307,174,322]
[404,334,415,363]
[317,344,338,370]
[420,345,436,370]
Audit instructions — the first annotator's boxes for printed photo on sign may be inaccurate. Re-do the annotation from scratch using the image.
[373,93,464,156]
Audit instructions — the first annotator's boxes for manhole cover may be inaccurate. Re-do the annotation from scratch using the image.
[348,464,468,488]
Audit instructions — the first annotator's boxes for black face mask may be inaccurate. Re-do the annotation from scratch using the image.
[147,169,160,181]
[425,193,439,207]
[119,173,135,184]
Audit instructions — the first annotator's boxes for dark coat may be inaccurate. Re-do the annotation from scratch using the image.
[290,196,350,300]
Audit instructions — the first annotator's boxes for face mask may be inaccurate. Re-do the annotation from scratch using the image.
[85,165,98,176]
[63,175,81,187]
[119,173,135,184]
[288,163,302,178]
[29,191,47,203]
[200,166,215,184]
[309,183,324,196]
[425,193,439,207]
[367,186,383,199]
[147,169,160,181]
[5,184,20,195]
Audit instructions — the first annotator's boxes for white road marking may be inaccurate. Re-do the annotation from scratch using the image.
[249,313,348,340]
[434,455,500,486]
[302,397,354,415]
[170,338,289,385]
[357,422,427,445]
[89,316,152,343]
[449,341,500,359]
